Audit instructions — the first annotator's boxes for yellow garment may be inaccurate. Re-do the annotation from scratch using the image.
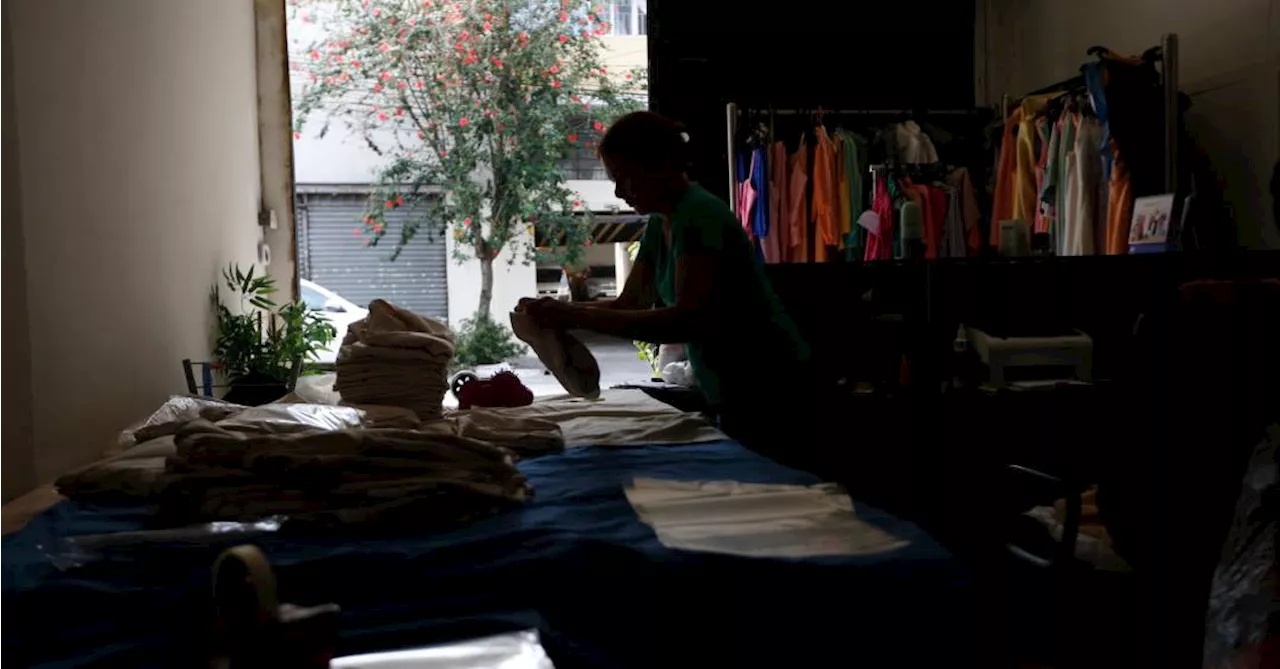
[1012,94,1057,229]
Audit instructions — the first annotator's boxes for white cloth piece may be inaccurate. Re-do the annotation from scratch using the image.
[335,300,453,420]
[332,630,554,669]
[1066,118,1103,256]
[891,121,939,164]
[509,311,601,399]
[479,389,725,447]
[625,478,911,558]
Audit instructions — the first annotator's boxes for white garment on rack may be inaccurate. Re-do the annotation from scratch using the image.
[891,121,939,164]
[1062,150,1079,256]
[1066,118,1104,256]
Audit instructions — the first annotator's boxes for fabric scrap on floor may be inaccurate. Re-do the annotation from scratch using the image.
[624,478,910,558]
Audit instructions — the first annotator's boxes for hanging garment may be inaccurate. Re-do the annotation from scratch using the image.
[941,185,966,258]
[1012,95,1057,233]
[1037,115,1064,235]
[891,121,939,164]
[838,133,867,259]
[1052,113,1078,252]
[750,146,770,262]
[786,138,809,262]
[1062,149,1079,255]
[947,167,981,256]
[1064,118,1103,255]
[924,185,949,260]
[764,143,785,263]
[1032,117,1053,232]
[1105,140,1134,254]
[899,199,924,259]
[990,108,1022,247]
[736,151,757,240]
[811,127,839,262]
[865,177,893,261]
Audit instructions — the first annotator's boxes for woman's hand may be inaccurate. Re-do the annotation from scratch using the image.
[517,297,579,330]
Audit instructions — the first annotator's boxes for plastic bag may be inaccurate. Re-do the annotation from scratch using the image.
[216,402,363,434]
[113,395,244,454]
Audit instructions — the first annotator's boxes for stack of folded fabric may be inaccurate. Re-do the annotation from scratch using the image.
[158,419,531,529]
[334,299,455,420]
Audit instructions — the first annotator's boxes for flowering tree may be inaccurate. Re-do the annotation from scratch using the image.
[291,0,646,318]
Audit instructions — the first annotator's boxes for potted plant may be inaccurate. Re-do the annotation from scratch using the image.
[211,264,337,405]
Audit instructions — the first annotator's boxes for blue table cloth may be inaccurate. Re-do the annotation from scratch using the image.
[4,440,971,667]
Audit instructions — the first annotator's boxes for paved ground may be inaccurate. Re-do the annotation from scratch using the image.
[474,332,655,397]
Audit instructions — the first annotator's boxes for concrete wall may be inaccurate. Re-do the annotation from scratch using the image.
[8,0,263,487]
[2,3,35,500]
[979,0,1280,249]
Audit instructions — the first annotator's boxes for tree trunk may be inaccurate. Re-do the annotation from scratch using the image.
[477,253,494,319]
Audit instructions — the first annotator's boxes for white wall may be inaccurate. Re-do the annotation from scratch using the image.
[2,3,35,500]
[9,0,263,485]
[446,228,538,329]
[979,0,1280,249]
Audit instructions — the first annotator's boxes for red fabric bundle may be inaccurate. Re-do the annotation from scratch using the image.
[457,371,534,410]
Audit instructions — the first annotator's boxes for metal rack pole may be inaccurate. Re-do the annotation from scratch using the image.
[1162,33,1179,194]
[726,102,738,214]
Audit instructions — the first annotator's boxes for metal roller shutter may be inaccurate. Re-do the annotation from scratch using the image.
[296,193,448,320]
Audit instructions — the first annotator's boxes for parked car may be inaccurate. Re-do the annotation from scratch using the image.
[300,279,368,363]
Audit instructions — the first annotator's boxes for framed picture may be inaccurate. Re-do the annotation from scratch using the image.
[1128,194,1176,253]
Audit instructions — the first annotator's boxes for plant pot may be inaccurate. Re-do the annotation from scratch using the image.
[221,372,290,407]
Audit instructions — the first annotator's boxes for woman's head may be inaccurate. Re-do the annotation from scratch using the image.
[598,111,689,214]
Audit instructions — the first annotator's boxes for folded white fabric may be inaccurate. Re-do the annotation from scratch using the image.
[624,478,910,558]
[335,300,454,420]
[509,310,600,399]
[479,389,725,447]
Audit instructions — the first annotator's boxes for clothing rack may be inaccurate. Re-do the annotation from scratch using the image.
[1000,33,1180,194]
[725,104,984,213]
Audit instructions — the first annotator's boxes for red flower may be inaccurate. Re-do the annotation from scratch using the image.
[588,13,596,21]
[388,17,397,25]
[459,117,469,127]
[398,80,407,89]
[372,7,381,16]
[568,134,578,142]
[351,60,362,68]
[549,65,559,74]
[463,217,472,226]
[593,121,604,131]
[378,42,391,53]
[385,199,395,208]
[408,17,417,26]
[578,17,587,26]
[373,222,384,233]
[440,149,449,158]
[558,34,568,43]
[582,103,590,111]
[310,50,320,61]
[558,11,568,22]
[482,21,492,32]
[293,131,301,140]
[396,195,405,206]
[573,200,582,207]
[491,58,503,68]
[625,73,633,80]
[395,107,404,116]
[585,239,593,246]
[460,29,470,39]
[581,29,590,37]
[552,80,561,88]
[380,71,393,81]
[373,83,382,92]
[571,95,581,102]
[422,0,431,6]
[599,67,607,75]
[377,111,388,122]
[418,130,425,139]
[414,79,425,89]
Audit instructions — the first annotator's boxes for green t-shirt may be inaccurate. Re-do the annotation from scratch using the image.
[636,183,810,406]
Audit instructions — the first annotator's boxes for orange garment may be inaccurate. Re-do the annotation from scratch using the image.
[811,128,839,262]
[1105,140,1134,255]
[768,141,788,262]
[990,109,1021,247]
[786,138,809,263]
[947,167,982,256]
[835,135,851,250]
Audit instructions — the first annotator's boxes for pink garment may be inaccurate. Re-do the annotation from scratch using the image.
[865,177,894,261]
[736,155,757,241]
[762,143,784,263]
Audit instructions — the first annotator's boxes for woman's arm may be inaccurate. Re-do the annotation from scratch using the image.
[527,252,717,344]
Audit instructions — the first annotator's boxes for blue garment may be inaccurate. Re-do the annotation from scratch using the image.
[750,147,769,242]
[1085,63,1114,182]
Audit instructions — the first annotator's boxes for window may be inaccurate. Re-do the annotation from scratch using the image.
[606,0,646,36]
[560,143,609,180]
